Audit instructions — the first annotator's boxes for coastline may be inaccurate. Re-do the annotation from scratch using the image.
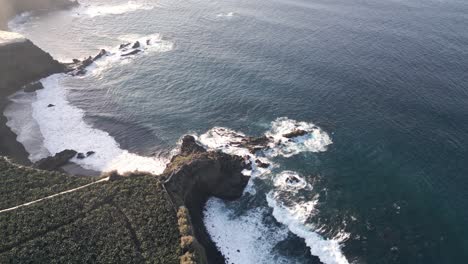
[0,98,30,164]
[0,8,240,264]
[0,0,78,163]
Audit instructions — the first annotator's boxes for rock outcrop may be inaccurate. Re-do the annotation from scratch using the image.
[163,135,251,264]
[0,31,65,162]
[63,49,108,76]
[34,149,77,171]
[0,31,65,96]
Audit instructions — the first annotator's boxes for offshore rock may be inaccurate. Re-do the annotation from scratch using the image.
[283,129,308,138]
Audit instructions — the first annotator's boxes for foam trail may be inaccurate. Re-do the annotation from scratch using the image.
[273,171,311,191]
[204,198,291,264]
[89,33,174,76]
[266,193,349,264]
[216,12,235,18]
[32,74,166,174]
[77,1,155,18]
[265,117,333,157]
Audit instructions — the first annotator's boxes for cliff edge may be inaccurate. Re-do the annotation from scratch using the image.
[0,30,64,162]
[164,136,251,263]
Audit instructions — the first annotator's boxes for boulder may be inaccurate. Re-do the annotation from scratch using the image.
[47,104,55,107]
[131,41,140,49]
[119,43,131,49]
[255,159,270,168]
[180,135,206,155]
[238,135,272,154]
[92,49,107,61]
[283,129,308,138]
[76,153,86,159]
[86,151,95,157]
[34,149,77,171]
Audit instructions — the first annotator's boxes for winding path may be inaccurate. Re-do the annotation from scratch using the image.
[0,177,110,214]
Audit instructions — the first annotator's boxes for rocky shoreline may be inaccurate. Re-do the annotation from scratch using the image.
[0,2,313,263]
[163,136,251,263]
[0,3,253,263]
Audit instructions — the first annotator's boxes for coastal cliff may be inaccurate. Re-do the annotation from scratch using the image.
[0,31,64,95]
[164,136,251,263]
[0,30,64,162]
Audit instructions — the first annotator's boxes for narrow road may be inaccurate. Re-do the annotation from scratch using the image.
[0,177,110,214]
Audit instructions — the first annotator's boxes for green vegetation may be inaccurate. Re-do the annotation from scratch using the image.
[165,155,195,173]
[0,157,96,210]
[176,206,206,264]
[0,160,181,263]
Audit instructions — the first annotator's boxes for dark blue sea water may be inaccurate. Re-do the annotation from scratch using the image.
[6,0,468,263]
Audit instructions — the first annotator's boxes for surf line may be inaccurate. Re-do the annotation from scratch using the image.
[0,177,110,214]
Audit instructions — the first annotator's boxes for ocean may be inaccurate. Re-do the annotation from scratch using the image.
[4,0,468,263]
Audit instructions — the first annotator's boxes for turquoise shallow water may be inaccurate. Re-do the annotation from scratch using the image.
[7,0,468,263]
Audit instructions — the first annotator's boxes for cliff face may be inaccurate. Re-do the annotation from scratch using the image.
[0,30,64,162]
[0,31,64,95]
[0,0,78,30]
[164,136,251,264]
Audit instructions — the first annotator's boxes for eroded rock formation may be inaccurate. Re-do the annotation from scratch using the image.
[163,135,251,264]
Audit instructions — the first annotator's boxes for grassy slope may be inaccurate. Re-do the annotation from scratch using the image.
[0,159,180,263]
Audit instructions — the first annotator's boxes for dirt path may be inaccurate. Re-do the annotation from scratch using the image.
[0,177,110,214]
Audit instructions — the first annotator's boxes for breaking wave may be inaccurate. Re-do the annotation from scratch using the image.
[30,74,167,174]
[199,120,349,263]
[266,194,350,264]
[89,33,174,76]
[76,1,155,18]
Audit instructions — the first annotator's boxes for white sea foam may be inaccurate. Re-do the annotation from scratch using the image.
[265,117,333,157]
[196,127,273,194]
[273,171,311,191]
[4,92,50,162]
[204,198,291,264]
[199,120,348,263]
[77,1,155,18]
[216,12,235,18]
[31,74,167,174]
[84,33,173,76]
[266,193,350,264]
[6,12,33,33]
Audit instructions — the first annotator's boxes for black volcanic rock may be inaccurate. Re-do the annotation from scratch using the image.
[34,149,77,171]
[180,135,206,155]
[76,153,86,159]
[119,43,131,49]
[64,49,109,76]
[283,129,307,138]
[131,41,140,49]
[255,159,270,168]
[164,135,251,263]
[92,49,107,61]
[47,104,55,107]
[238,135,272,154]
